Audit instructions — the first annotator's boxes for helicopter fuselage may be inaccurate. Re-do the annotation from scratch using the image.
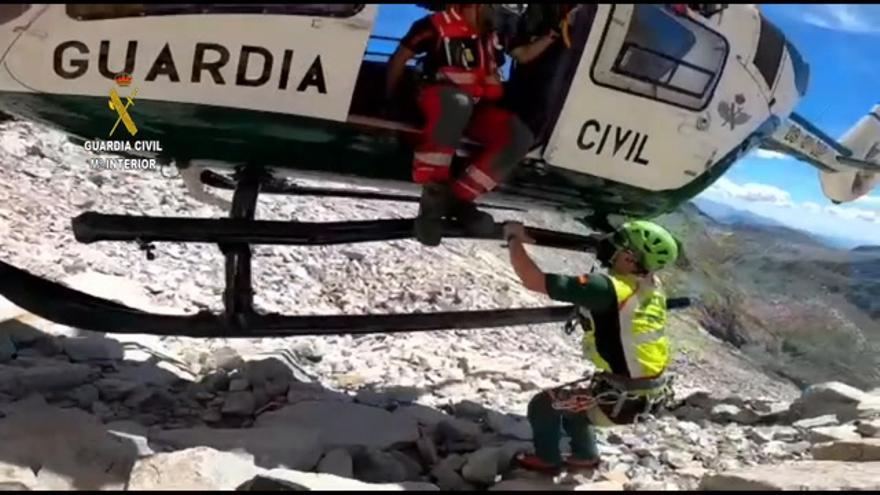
[0,4,809,224]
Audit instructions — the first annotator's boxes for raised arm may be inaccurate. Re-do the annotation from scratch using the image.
[504,222,547,294]
[509,30,559,65]
[504,222,616,311]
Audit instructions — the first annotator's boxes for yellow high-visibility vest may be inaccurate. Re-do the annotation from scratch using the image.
[579,273,670,379]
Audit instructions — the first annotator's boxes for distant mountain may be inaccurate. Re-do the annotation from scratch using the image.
[660,203,880,389]
[691,198,787,229]
[691,198,864,250]
[854,245,880,254]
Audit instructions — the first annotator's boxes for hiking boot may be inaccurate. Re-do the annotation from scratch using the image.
[448,196,495,236]
[564,455,601,472]
[516,454,563,475]
[414,182,452,247]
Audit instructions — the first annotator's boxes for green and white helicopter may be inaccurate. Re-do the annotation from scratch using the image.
[0,3,876,337]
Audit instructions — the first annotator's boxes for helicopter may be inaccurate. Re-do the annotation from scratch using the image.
[0,3,877,339]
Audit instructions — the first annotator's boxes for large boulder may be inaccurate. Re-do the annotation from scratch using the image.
[807,425,861,444]
[0,360,95,396]
[699,461,880,490]
[0,461,39,490]
[128,447,440,490]
[789,382,868,422]
[148,425,323,471]
[128,447,262,490]
[60,336,124,362]
[812,439,880,462]
[392,404,453,429]
[254,400,419,450]
[0,397,137,490]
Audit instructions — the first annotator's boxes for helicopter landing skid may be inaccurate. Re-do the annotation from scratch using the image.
[198,169,526,213]
[0,167,690,338]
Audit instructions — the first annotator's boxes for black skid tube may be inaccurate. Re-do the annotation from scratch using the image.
[0,259,576,337]
[0,259,693,337]
[198,170,525,212]
[71,212,602,252]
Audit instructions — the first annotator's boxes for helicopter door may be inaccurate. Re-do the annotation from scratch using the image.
[2,4,377,122]
[541,4,729,192]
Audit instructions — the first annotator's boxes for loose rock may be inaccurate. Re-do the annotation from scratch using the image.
[808,425,861,443]
[812,439,880,462]
[461,447,501,485]
[790,382,868,422]
[222,391,256,416]
[793,414,839,429]
[700,460,880,490]
[255,401,419,450]
[95,378,138,401]
[149,426,323,471]
[857,419,880,438]
[61,337,124,362]
[317,449,354,479]
[0,334,15,363]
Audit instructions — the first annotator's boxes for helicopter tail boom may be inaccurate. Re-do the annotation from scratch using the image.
[821,104,880,203]
[761,105,880,204]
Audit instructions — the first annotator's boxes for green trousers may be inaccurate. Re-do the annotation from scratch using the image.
[527,389,600,466]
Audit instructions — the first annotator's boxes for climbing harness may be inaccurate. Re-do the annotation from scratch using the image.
[547,375,595,412]
[545,372,675,424]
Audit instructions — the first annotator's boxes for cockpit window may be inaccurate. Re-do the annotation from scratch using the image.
[754,14,785,91]
[66,4,364,21]
[591,5,729,111]
[786,39,810,97]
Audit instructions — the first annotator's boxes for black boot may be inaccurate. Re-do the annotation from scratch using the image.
[448,196,495,236]
[414,182,452,247]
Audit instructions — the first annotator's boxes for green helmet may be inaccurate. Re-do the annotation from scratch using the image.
[614,220,680,272]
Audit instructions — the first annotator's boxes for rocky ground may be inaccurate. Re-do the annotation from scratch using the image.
[1,119,879,490]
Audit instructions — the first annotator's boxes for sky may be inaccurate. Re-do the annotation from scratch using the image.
[700,4,880,247]
[371,4,880,246]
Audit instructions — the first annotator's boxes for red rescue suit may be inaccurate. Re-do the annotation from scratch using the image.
[407,6,531,203]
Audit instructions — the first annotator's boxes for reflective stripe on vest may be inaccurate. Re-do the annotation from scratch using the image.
[580,274,670,379]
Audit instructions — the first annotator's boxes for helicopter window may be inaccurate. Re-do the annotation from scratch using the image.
[786,39,809,98]
[66,4,364,21]
[753,13,785,90]
[591,5,728,111]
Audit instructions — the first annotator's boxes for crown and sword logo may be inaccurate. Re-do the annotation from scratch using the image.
[108,72,138,137]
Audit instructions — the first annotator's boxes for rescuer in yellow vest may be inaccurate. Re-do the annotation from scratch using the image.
[502,219,681,473]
